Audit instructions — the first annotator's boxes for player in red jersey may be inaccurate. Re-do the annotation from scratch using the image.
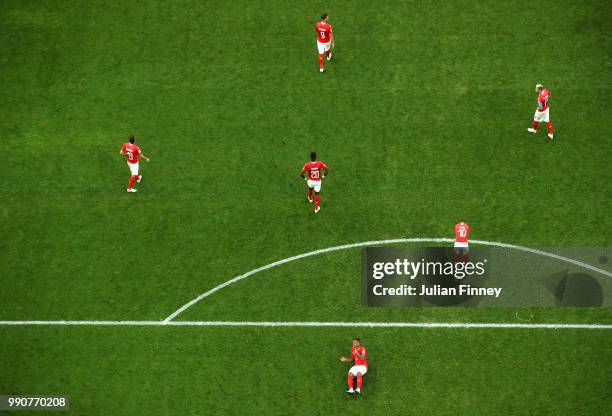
[527,84,554,139]
[454,220,470,262]
[340,338,368,394]
[300,151,329,213]
[119,135,150,193]
[314,13,334,73]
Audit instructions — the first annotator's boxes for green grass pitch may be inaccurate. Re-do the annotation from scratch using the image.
[1,0,611,414]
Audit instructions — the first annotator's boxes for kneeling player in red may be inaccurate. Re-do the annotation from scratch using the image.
[119,135,150,193]
[340,338,368,394]
[300,152,329,213]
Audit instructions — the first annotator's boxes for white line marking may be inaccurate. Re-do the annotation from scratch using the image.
[163,238,612,322]
[0,321,610,329]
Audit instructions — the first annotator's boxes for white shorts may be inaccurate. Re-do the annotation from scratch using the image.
[454,242,468,248]
[349,365,367,376]
[127,162,139,176]
[533,108,550,123]
[307,179,322,192]
[317,41,331,55]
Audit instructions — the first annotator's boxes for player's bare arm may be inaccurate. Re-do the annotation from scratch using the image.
[339,356,353,362]
[139,150,150,162]
[330,31,335,48]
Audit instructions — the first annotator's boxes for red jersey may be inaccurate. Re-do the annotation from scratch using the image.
[301,161,328,181]
[315,22,332,43]
[455,223,470,243]
[537,89,551,111]
[121,143,140,164]
[351,346,368,368]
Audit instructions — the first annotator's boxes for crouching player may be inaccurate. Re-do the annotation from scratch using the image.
[339,338,368,394]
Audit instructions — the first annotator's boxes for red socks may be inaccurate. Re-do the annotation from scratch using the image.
[325,50,331,58]
[357,374,363,389]
[319,54,324,69]
[347,374,354,389]
[308,189,313,200]
[315,195,320,209]
[128,175,137,190]
[532,120,539,130]
[455,253,470,263]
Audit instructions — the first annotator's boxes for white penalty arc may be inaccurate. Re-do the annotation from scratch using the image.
[163,238,612,322]
[0,320,610,329]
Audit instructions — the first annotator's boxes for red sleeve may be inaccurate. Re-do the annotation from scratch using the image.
[300,164,308,174]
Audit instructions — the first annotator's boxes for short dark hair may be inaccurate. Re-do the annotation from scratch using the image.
[310,151,317,161]
[321,13,328,20]
[353,337,360,342]
[128,135,135,144]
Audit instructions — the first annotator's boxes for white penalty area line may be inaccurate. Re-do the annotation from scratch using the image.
[163,237,612,322]
[0,321,611,329]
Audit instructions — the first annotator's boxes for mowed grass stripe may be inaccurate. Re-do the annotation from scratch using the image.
[0,320,611,329]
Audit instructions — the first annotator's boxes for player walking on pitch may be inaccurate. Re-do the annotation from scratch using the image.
[300,152,329,213]
[314,13,334,73]
[340,338,368,394]
[119,135,150,193]
[527,84,554,139]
